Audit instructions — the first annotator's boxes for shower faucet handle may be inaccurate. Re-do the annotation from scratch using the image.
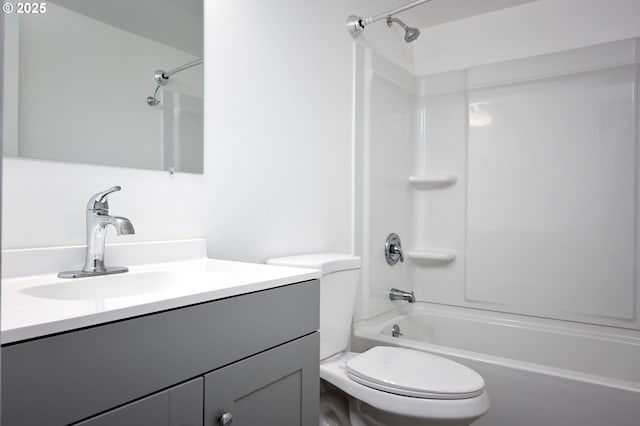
[391,245,405,262]
[385,233,405,265]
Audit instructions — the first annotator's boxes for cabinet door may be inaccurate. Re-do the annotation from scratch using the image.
[204,333,319,426]
[76,377,203,426]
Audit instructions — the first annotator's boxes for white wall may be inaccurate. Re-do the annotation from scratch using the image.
[202,0,411,263]
[1,159,206,249]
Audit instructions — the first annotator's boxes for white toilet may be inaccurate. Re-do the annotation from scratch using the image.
[267,253,490,426]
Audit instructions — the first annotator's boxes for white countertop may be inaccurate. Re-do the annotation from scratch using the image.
[2,240,320,344]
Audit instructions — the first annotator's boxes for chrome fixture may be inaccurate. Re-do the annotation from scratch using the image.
[146,85,162,107]
[146,58,203,106]
[390,288,415,303]
[58,186,135,278]
[387,17,420,43]
[385,233,405,265]
[346,0,431,41]
[391,324,403,337]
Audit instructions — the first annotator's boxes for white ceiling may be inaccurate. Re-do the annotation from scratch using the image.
[374,0,538,29]
[49,0,203,56]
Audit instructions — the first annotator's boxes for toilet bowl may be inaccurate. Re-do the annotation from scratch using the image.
[266,254,490,426]
[321,349,489,426]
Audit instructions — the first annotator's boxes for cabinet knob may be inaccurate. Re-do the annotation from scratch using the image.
[219,412,233,425]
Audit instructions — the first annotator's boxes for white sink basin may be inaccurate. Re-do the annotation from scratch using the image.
[2,248,321,344]
[20,269,228,301]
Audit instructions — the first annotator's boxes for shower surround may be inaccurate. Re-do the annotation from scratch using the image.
[353,37,640,426]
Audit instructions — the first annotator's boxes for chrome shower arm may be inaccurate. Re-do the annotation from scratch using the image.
[347,0,432,37]
[387,17,410,31]
[362,0,432,27]
[154,58,203,85]
[163,58,204,79]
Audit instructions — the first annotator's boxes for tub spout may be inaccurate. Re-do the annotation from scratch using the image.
[389,288,415,303]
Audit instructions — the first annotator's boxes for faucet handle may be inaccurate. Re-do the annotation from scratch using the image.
[385,233,405,265]
[87,186,122,213]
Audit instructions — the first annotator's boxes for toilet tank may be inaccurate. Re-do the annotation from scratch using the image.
[266,254,361,360]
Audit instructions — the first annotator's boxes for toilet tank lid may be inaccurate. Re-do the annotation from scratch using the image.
[266,253,361,275]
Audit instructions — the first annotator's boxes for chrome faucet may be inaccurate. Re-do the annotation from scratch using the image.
[389,288,415,303]
[58,186,135,278]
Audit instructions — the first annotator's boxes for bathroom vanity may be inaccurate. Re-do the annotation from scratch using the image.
[1,241,320,426]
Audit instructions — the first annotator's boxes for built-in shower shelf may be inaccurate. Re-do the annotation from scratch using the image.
[408,249,457,263]
[408,175,458,187]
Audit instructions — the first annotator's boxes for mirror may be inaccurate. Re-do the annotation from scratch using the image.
[2,0,204,173]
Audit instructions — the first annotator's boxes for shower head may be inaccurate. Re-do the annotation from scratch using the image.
[386,17,420,43]
[146,85,161,106]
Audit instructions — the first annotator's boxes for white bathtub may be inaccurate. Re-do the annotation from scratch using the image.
[351,303,640,426]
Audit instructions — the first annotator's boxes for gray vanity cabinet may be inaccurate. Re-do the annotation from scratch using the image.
[2,279,319,426]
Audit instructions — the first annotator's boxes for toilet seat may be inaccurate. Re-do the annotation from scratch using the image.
[320,351,490,422]
[345,346,485,400]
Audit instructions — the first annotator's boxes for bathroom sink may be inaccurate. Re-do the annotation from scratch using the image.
[2,239,322,344]
[20,269,228,301]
